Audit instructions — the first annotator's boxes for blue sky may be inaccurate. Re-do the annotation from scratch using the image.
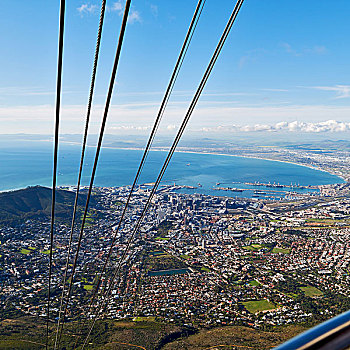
[0,0,350,135]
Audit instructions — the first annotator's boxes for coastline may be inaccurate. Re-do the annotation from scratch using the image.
[0,140,344,194]
[174,149,346,183]
[19,139,346,182]
[69,142,345,183]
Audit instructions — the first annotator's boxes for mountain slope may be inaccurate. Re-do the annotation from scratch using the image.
[0,186,92,224]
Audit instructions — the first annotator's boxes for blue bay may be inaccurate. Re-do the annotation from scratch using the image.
[0,142,343,198]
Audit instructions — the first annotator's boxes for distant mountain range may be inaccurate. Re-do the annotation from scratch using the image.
[0,186,91,225]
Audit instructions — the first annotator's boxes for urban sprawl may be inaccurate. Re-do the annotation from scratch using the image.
[1,181,350,331]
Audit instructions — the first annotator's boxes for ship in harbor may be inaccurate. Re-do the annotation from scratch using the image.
[231,188,243,192]
[254,190,266,195]
[214,187,243,192]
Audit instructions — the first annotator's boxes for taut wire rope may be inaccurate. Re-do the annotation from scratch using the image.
[46,0,65,348]
[53,1,107,349]
[54,0,131,347]
[74,1,206,343]
[80,0,245,348]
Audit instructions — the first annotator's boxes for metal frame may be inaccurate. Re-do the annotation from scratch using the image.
[275,310,350,350]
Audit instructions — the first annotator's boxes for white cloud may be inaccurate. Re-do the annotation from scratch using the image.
[0,86,78,97]
[77,3,98,15]
[199,120,350,133]
[281,43,327,57]
[109,1,123,15]
[128,10,141,24]
[150,4,158,17]
[281,42,300,56]
[261,88,288,92]
[311,85,350,99]
[108,2,141,23]
[305,45,327,55]
[238,49,267,69]
[109,125,151,131]
[112,1,122,11]
[2,102,350,135]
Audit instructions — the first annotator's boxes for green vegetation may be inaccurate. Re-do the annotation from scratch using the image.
[276,277,322,298]
[243,244,265,251]
[243,245,255,251]
[276,275,302,295]
[156,220,174,238]
[20,248,31,255]
[155,236,169,240]
[150,250,166,256]
[0,318,182,350]
[79,208,101,226]
[180,254,190,260]
[40,250,50,255]
[242,300,276,313]
[300,286,323,297]
[249,280,261,286]
[133,316,156,322]
[272,247,290,254]
[285,293,298,299]
[0,340,41,349]
[0,186,94,225]
[83,284,94,291]
[144,249,186,272]
[154,253,170,258]
[0,317,309,350]
[201,267,210,272]
[163,325,309,350]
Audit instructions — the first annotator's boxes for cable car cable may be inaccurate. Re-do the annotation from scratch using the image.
[74,1,205,343]
[80,1,244,347]
[54,0,131,347]
[46,0,65,348]
[53,1,107,349]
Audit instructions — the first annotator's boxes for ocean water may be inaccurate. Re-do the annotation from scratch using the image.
[0,141,343,198]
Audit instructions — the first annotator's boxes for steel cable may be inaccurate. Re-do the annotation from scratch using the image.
[54,0,131,346]
[46,0,65,349]
[53,1,107,348]
[80,0,244,347]
[73,1,205,344]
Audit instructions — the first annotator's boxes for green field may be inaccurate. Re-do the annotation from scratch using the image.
[20,248,31,255]
[133,316,156,322]
[154,253,170,258]
[249,280,261,286]
[41,250,50,255]
[180,254,190,260]
[201,267,210,272]
[243,244,264,251]
[300,286,323,297]
[83,284,94,291]
[242,300,276,313]
[272,247,290,254]
[145,249,187,271]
